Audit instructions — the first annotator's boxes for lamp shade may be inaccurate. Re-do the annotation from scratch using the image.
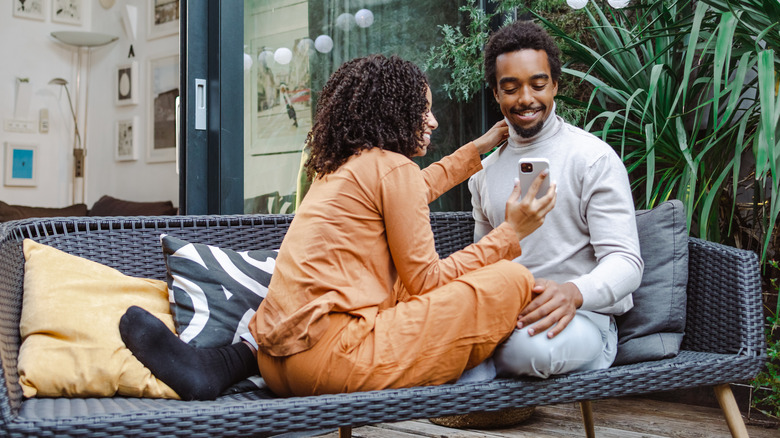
[51,31,118,47]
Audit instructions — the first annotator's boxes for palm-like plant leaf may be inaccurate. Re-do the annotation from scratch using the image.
[538,0,779,262]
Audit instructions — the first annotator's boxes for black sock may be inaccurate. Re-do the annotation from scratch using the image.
[119,305,259,400]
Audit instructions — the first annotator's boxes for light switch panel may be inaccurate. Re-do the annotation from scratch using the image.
[3,119,36,133]
[39,108,49,133]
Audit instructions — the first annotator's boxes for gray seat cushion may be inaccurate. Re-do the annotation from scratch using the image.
[613,199,688,365]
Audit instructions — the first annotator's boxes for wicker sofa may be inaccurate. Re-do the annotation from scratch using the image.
[0,212,765,437]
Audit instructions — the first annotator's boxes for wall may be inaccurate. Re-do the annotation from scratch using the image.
[0,0,179,209]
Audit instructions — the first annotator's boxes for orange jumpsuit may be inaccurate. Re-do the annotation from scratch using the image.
[249,143,533,396]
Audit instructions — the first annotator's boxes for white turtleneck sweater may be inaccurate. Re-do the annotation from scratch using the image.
[468,110,643,315]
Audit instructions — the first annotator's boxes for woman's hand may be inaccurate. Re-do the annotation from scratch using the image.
[504,170,556,241]
[472,120,509,155]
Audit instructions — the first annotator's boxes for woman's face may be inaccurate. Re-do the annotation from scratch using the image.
[413,86,438,157]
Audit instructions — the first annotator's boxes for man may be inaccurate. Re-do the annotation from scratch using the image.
[465,20,644,380]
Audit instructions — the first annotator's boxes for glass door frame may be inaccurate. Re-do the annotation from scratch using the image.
[179,0,245,215]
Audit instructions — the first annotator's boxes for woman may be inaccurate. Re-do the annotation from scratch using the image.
[120,54,555,400]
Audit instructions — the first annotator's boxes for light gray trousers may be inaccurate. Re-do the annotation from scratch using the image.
[458,310,617,382]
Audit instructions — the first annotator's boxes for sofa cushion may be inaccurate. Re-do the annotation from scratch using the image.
[613,199,688,365]
[161,234,277,348]
[18,240,178,399]
[0,201,87,221]
[89,195,177,216]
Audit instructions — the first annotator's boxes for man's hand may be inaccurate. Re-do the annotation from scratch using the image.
[517,278,583,338]
[472,120,509,155]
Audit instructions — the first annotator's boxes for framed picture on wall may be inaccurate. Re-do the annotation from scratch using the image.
[147,53,179,163]
[13,0,45,21]
[116,61,139,106]
[147,0,180,40]
[51,0,82,25]
[4,143,37,187]
[116,117,139,161]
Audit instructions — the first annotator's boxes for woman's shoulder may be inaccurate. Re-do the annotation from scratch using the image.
[346,147,417,173]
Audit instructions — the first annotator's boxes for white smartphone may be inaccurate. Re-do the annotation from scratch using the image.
[518,158,551,199]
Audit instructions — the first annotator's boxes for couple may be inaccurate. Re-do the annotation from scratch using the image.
[120,20,643,400]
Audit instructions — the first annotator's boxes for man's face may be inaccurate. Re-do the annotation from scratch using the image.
[493,49,558,138]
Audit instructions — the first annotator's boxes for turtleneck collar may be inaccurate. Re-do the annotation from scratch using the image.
[506,102,562,149]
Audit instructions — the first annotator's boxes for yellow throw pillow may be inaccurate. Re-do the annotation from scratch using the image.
[18,239,179,399]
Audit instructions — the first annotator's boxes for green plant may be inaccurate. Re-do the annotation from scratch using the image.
[425,0,522,102]
[751,260,780,419]
[537,0,779,262]
[425,0,591,125]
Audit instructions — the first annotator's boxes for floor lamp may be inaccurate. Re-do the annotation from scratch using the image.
[50,31,117,205]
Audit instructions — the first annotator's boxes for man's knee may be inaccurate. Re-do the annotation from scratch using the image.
[493,314,604,379]
[493,327,556,378]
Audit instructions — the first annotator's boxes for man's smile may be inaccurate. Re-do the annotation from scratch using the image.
[511,106,545,123]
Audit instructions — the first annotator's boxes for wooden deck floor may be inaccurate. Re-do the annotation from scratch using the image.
[319,397,779,438]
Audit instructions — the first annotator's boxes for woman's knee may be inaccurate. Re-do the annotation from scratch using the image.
[470,260,534,309]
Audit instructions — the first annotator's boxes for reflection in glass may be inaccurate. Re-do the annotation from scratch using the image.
[244,1,482,214]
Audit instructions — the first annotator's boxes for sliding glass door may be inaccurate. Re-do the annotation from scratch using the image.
[183,0,486,215]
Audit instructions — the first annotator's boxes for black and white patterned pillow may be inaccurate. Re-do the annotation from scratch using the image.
[160,234,277,348]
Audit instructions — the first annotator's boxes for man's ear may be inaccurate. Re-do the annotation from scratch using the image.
[552,80,559,96]
[492,87,500,103]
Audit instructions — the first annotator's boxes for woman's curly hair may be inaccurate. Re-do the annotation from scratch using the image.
[484,20,562,91]
[304,54,429,178]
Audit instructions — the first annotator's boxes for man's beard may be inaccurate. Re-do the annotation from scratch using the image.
[509,105,547,138]
[511,119,545,138]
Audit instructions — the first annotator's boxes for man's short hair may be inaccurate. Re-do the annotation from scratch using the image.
[484,20,562,90]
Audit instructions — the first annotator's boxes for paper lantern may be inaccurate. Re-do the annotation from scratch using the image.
[297,38,315,55]
[336,13,355,31]
[274,47,293,65]
[607,0,630,8]
[355,9,374,28]
[258,49,274,66]
[314,35,334,53]
[566,0,588,9]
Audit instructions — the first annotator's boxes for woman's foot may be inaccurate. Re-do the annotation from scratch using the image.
[119,305,259,400]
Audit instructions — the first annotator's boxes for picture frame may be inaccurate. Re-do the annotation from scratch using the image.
[116,61,139,106]
[147,0,180,40]
[147,53,179,163]
[4,143,37,187]
[12,0,45,21]
[51,0,82,26]
[116,117,139,161]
